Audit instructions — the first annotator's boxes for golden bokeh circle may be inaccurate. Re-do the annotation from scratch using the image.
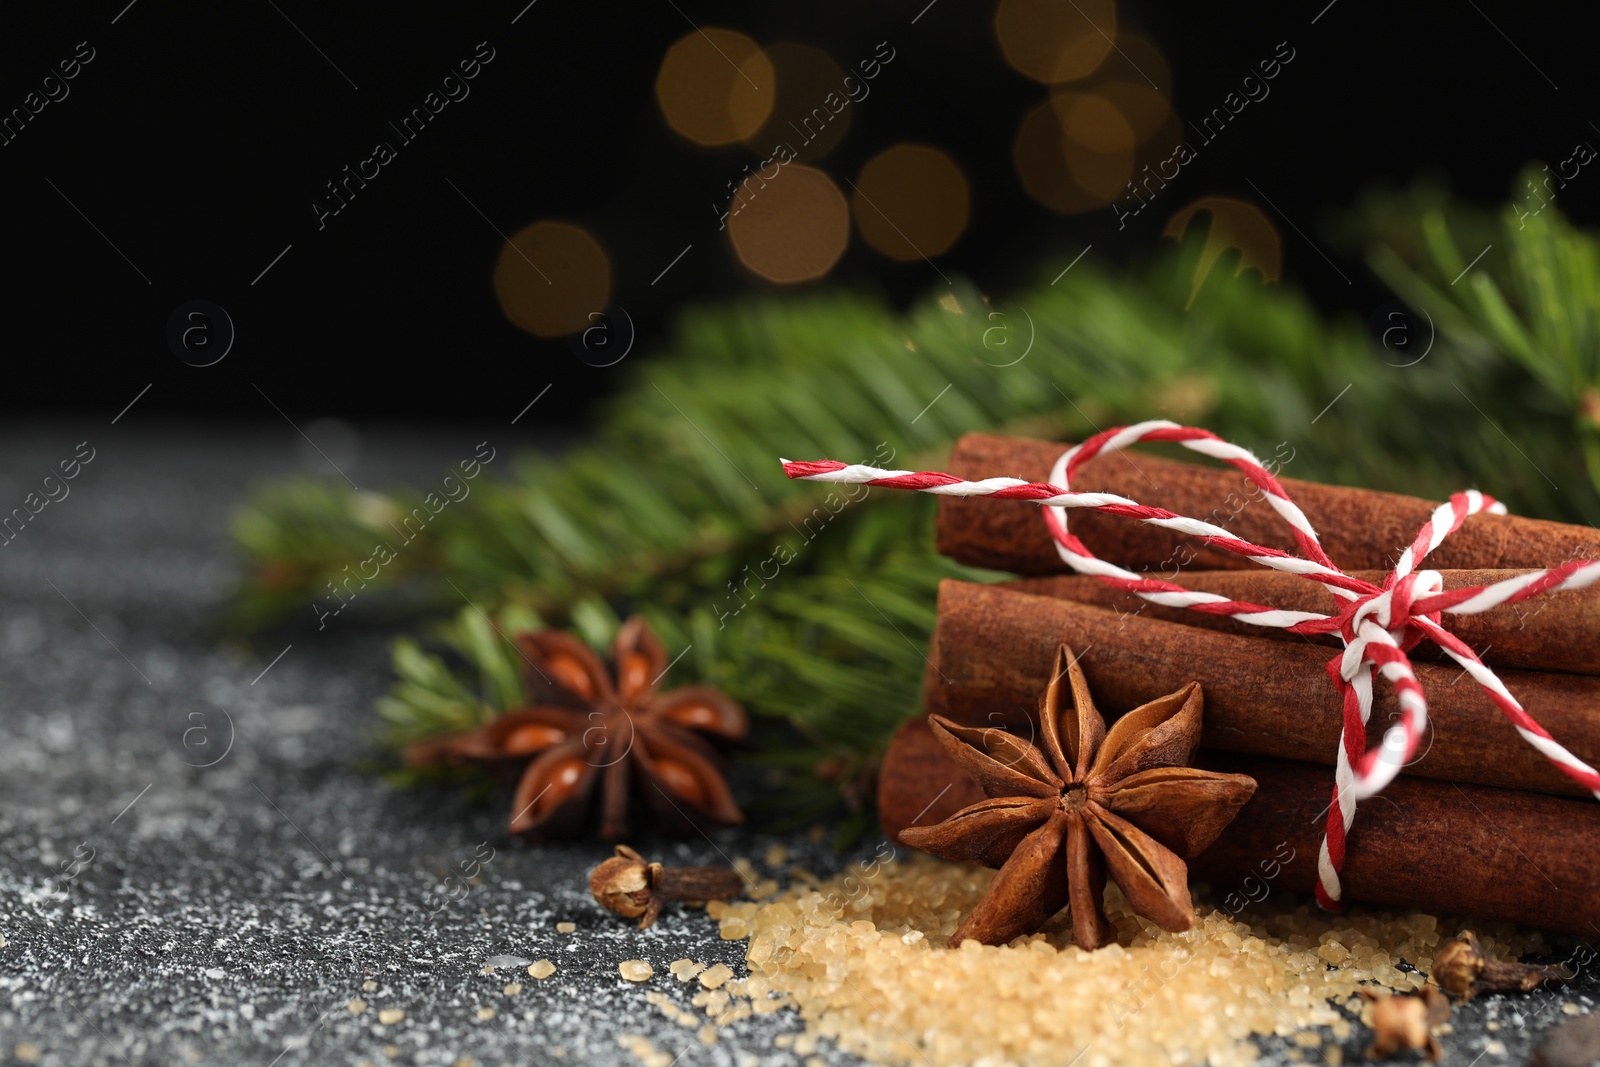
[851,144,970,262]
[726,164,849,284]
[1014,93,1136,214]
[743,42,852,162]
[493,221,611,338]
[1089,31,1172,95]
[994,0,1118,84]
[655,29,775,146]
[1094,81,1170,144]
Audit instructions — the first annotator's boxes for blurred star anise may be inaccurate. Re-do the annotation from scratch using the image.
[901,644,1256,949]
[409,617,747,840]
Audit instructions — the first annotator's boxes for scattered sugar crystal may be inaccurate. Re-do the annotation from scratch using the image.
[503,983,523,996]
[475,1007,496,1021]
[377,1008,404,1025]
[619,960,654,982]
[698,963,734,989]
[616,1034,673,1067]
[763,845,789,868]
[347,999,366,1014]
[704,854,1543,1067]
[668,959,705,982]
[528,960,556,980]
[556,922,576,934]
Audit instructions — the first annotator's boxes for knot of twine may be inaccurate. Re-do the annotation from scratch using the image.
[783,419,1600,907]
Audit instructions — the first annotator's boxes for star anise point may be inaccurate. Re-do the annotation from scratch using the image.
[416,617,748,840]
[906,643,1255,949]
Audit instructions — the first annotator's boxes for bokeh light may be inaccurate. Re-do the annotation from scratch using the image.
[851,144,970,262]
[655,29,775,146]
[493,221,611,338]
[743,43,852,162]
[994,0,1118,84]
[1094,81,1169,143]
[1014,92,1135,213]
[1164,196,1282,307]
[1090,30,1178,170]
[726,164,849,284]
[1089,31,1172,94]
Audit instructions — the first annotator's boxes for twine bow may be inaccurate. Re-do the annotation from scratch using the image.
[783,419,1600,906]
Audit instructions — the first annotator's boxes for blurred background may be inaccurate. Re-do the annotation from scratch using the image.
[3,0,1597,426]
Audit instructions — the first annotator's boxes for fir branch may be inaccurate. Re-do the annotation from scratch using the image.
[234,185,1600,816]
[1359,170,1600,498]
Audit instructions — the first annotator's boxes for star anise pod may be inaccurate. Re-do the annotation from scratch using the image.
[901,644,1256,949]
[409,617,747,840]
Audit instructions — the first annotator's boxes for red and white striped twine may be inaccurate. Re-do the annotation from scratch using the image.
[783,419,1600,907]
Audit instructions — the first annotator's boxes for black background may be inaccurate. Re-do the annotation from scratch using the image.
[3,1,1596,427]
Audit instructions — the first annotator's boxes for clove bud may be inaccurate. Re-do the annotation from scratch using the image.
[1359,986,1450,1061]
[1431,930,1575,1001]
[588,844,746,928]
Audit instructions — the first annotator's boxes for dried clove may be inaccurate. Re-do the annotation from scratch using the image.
[588,844,746,928]
[1359,986,1450,1061]
[1431,931,1575,1001]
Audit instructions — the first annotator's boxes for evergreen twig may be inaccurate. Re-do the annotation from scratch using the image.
[230,191,1600,815]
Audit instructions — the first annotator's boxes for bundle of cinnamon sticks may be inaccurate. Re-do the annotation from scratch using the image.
[879,434,1600,935]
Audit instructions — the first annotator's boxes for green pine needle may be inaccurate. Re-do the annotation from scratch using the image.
[230,184,1600,820]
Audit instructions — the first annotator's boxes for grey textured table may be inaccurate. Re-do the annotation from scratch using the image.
[1,423,1594,1067]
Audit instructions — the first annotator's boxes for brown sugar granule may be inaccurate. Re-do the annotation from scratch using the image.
[707,855,1546,1067]
[668,958,704,983]
[527,960,556,980]
[616,1034,673,1067]
[619,960,654,982]
[698,963,734,989]
[645,990,699,1028]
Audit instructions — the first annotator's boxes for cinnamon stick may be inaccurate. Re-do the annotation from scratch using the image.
[878,715,1600,937]
[936,433,1600,577]
[1004,570,1600,675]
[926,580,1600,799]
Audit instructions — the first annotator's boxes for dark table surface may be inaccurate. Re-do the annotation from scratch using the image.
[1,422,1595,1067]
